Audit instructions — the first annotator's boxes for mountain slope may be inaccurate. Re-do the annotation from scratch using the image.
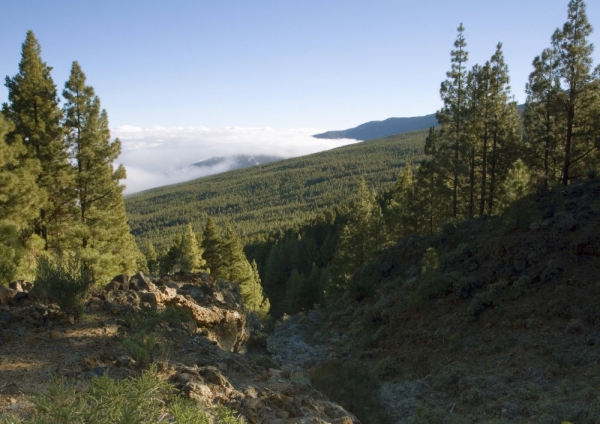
[125,128,428,250]
[268,178,600,423]
[313,113,438,141]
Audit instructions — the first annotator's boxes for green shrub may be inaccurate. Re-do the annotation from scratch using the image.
[123,332,164,368]
[124,305,192,332]
[309,359,392,424]
[246,329,268,350]
[374,356,399,380]
[31,255,94,317]
[467,280,508,318]
[0,367,240,423]
[251,354,277,369]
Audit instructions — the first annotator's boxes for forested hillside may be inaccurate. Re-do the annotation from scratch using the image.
[125,128,428,249]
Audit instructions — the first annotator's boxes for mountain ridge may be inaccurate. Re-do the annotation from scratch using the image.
[313,113,438,141]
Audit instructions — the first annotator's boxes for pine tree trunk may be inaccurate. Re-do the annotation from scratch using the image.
[480,127,488,215]
[488,132,498,214]
[469,145,475,219]
[562,106,574,185]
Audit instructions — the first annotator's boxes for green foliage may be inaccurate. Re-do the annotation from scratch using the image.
[467,280,509,318]
[333,178,387,289]
[122,332,164,368]
[123,305,192,333]
[0,366,241,424]
[374,357,399,381]
[409,248,450,310]
[524,0,600,185]
[0,33,145,286]
[309,359,392,424]
[178,223,206,273]
[159,235,182,275]
[62,61,144,284]
[202,217,223,276]
[3,30,69,253]
[499,159,533,211]
[500,160,537,230]
[31,255,93,316]
[0,113,44,284]
[142,240,158,276]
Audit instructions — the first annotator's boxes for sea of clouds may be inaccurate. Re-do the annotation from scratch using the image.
[114,125,358,194]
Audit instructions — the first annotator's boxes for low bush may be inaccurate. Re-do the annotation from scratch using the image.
[374,356,399,380]
[467,280,508,318]
[0,366,241,423]
[31,255,94,317]
[123,332,164,368]
[309,359,392,424]
[124,305,192,332]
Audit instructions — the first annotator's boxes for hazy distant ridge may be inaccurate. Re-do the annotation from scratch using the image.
[191,154,284,170]
[313,113,438,141]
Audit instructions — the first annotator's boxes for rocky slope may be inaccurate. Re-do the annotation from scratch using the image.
[268,178,600,423]
[0,272,357,423]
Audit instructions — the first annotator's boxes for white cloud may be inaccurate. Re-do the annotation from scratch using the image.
[114,126,358,194]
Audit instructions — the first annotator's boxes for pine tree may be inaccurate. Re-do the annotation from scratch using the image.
[202,217,223,277]
[468,43,521,215]
[437,23,469,218]
[178,224,206,273]
[500,159,535,230]
[499,159,533,211]
[143,240,158,275]
[386,166,414,240]
[412,127,452,235]
[332,178,382,289]
[159,235,182,275]
[284,268,304,314]
[220,226,253,284]
[0,114,44,283]
[553,0,598,183]
[524,48,565,187]
[3,31,71,251]
[62,61,143,283]
[246,260,270,320]
[220,226,269,316]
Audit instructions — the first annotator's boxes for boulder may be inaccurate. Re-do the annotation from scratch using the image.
[8,281,23,292]
[130,272,155,291]
[0,286,18,306]
[167,294,248,352]
[138,291,159,307]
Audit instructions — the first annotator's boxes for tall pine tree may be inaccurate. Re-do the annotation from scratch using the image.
[3,31,71,252]
[437,23,469,218]
[202,217,224,277]
[553,0,598,183]
[0,113,44,283]
[62,61,144,282]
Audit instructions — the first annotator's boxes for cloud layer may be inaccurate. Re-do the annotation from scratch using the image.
[114,126,359,194]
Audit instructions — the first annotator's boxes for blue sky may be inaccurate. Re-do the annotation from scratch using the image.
[2,1,600,193]
[2,0,599,130]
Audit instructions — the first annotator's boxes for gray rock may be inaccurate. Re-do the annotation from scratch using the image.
[130,272,155,291]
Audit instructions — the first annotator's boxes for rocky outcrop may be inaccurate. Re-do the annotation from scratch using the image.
[100,272,248,352]
[168,361,358,423]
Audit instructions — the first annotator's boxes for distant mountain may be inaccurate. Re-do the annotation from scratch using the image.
[191,154,284,170]
[313,113,438,141]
